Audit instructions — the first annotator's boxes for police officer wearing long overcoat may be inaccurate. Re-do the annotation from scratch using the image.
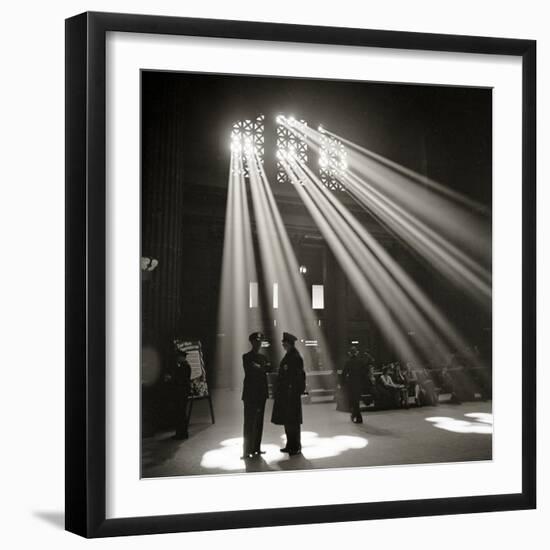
[271,332,306,455]
[241,332,271,459]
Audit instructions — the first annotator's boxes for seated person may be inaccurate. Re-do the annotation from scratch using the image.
[399,362,422,406]
[411,364,439,406]
[392,363,412,408]
[363,366,379,406]
[378,365,407,408]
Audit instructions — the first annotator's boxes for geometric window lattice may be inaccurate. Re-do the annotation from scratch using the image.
[230,114,265,177]
[319,133,347,191]
[276,117,308,184]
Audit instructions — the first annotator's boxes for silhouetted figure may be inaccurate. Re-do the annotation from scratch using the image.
[342,346,367,423]
[241,331,271,459]
[171,349,191,439]
[271,332,306,456]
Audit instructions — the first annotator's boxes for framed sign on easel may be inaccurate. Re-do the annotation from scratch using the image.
[174,339,215,428]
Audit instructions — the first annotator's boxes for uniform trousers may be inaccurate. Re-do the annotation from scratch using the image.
[348,386,363,420]
[175,390,190,438]
[284,423,301,452]
[243,400,266,455]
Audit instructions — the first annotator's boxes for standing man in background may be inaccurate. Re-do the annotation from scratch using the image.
[171,348,192,440]
[241,332,271,459]
[342,346,367,423]
[271,332,306,456]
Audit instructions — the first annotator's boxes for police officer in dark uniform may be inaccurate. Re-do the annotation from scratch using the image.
[241,332,271,459]
[271,332,306,456]
[171,349,192,440]
[342,346,367,423]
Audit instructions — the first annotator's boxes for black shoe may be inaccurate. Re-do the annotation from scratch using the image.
[288,449,302,456]
[240,453,255,460]
[280,447,289,453]
[254,450,266,455]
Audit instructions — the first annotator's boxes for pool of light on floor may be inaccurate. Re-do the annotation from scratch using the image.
[425,412,493,434]
[200,431,368,471]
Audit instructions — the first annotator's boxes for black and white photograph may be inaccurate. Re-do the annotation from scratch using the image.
[1,0,543,545]
[140,70,493,479]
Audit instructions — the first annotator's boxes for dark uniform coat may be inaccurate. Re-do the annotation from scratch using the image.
[241,350,270,455]
[241,351,270,404]
[271,347,306,426]
[173,358,191,391]
[172,356,191,438]
[342,356,366,401]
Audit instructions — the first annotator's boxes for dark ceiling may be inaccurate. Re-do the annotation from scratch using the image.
[142,70,492,208]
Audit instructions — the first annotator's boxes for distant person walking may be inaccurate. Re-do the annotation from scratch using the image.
[342,346,367,423]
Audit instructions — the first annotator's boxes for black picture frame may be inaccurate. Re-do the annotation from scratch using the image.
[65,11,536,538]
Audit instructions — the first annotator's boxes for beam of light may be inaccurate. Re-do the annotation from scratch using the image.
[200,431,368,471]
[425,413,493,434]
[337,133,491,293]
[283,120,491,310]
[342,170,491,304]
[243,147,333,369]
[329,129,488,213]
[276,117,308,184]
[214,152,260,389]
[279,144,481,366]
[278,118,491,366]
[279,153,420,362]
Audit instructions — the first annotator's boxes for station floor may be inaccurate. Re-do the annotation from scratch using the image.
[141,389,492,478]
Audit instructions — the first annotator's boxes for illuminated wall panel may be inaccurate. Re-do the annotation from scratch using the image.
[312,284,325,309]
[249,282,259,308]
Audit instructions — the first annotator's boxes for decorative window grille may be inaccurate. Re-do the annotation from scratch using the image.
[276,118,308,184]
[230,115,265,177]
[319,134,347,191]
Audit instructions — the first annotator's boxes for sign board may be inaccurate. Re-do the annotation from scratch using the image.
[174,339,210,398]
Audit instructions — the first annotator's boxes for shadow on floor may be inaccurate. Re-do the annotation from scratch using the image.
[142,438,184,469]
[275,453,314,470]
[142,423,217,470]
[33,510,65,530]
[243,456,275,473]
[358,424,395,436]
